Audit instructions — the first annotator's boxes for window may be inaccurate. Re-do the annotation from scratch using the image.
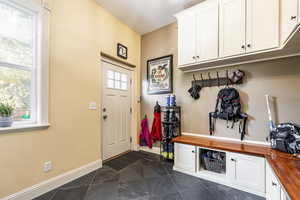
[107,70,128,90]
[0,0,49,127]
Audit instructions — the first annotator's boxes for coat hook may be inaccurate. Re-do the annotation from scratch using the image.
[217,71,220,87]
[226,70,229,86]
[208,72,211,87]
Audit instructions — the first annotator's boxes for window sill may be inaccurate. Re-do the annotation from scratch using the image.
[0,123,50,133]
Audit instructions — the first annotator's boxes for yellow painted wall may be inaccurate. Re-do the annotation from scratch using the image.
[0,0,141,198]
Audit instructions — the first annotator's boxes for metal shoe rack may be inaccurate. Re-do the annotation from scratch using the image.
[160,106,181,160]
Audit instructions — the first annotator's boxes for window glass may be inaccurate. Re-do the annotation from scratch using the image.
[0,1,37,123]
[0,66,32,121]
[107,79,114,88]
[115,81,121,89]
[107,70,114,79]
[0,2,34,67]
[121,74,127,82]
[114,72,120,81]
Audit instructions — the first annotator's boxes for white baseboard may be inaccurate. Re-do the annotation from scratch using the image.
[138,146,160,155]
[3,159,102,200]
[182,132,270,146]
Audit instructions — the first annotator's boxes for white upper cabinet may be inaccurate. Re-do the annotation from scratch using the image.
[219,0,246,57]
[175,0,300,70]
[246,0,279,53]
[281,0,299,44]
[195,0,219,62]
[177,11,197,66]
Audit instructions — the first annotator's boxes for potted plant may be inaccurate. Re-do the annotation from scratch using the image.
[0,103,14,127]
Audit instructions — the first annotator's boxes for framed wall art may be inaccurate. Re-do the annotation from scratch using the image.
[147,55,173,95]
[117,43,128,59]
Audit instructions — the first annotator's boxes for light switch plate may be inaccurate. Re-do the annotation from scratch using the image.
[44,161,52,172]
[89,102,97,110]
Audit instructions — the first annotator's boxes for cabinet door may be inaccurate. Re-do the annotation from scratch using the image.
[195,0,219,62]
[246,0,279,53]
[228,153,265,193]
[266,162,281,200]
[281,0,298,44]
[174,143,196,172]
[219,0,246,57]
[178,12,197,66]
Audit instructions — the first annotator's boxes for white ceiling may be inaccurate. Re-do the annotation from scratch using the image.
[96,0,203,35]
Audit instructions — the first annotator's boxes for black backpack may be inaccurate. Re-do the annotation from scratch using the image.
[209,88,248,140]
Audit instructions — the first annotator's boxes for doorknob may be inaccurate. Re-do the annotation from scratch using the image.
[103,115,108,120]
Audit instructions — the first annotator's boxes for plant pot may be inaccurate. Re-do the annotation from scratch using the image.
[0,116,13,128]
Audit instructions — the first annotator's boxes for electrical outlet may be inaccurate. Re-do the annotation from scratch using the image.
[44,161,52,172]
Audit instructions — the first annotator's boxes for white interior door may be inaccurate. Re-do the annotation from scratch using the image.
[102,61,132,160]
[219,0,246,57]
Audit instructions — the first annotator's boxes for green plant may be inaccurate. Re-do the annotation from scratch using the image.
[0,103,14,117]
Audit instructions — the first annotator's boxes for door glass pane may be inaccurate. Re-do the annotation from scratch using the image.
[107,79,114,88]
[107,70,114,79]
[0,66,32,121]
[121,82,127,90]
[114,72,120,81]
[0,2,35,67]
[115,80,121,89]
[121,74,127,82]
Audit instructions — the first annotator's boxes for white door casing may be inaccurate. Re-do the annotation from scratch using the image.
[102,61,132,160]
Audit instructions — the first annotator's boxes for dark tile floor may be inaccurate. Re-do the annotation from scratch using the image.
[34,151,265,200]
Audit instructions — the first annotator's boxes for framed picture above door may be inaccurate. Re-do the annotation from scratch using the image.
[147,55,173,95]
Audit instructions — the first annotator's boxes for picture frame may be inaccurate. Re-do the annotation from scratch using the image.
[117,43,128,59]
[147,55,173,95]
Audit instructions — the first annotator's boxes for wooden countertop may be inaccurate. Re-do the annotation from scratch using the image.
[173,135,300,200]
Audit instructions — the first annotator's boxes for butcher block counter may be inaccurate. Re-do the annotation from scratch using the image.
[173,135,300,200]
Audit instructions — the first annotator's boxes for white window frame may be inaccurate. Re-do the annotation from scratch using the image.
[0,0,49,131]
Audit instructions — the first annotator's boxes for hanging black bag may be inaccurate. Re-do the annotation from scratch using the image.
[209,87,248,140]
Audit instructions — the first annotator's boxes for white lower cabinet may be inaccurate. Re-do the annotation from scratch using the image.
[227,152,266,193]
[266,162,290,200]
[174,143,196,172]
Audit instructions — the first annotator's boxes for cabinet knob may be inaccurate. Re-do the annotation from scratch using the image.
[291,16,297,20]
[192,150,195,153]
[231,158,236,162]
[192,56,196,59]
[247,44,251,48]
[196,56,200,59]
[272,182,277,187]
[241,45,245,49]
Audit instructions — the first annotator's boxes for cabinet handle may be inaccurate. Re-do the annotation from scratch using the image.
[241,45,245,49]
[272,182,277,187]
[291,16,297,20]
[231,158,236,162]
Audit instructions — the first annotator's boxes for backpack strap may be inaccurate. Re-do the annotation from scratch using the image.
[239,114,248,140]
[209,112,215,135]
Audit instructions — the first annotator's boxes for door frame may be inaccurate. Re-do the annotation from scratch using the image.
[100,55,136,161]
